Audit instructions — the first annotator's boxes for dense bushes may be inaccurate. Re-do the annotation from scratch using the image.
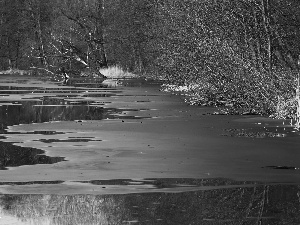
[154,0,300,122]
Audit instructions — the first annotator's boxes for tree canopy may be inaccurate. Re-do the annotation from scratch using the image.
[1,0,300,118]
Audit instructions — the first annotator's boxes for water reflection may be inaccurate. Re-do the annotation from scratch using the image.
[0,194,124,225]
[0,141,66,170]
[36,138,102,143]
[77,177,258,189]
[0,101,150,131]
[0,78,127,170]
[0,77,154,169]
[0,181,300,224]
[64,77,107,88]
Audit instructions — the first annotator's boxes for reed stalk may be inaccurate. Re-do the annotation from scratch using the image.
[296,72,300,130]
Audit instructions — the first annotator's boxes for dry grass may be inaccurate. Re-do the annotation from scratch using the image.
[0,69,32,76]
[100,65,137,79]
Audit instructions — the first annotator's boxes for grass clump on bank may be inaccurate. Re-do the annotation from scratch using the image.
[0,69,32,76]
[100,65,138,87]
[100,65,137,79]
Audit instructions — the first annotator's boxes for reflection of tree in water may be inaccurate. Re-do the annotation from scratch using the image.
[1,184,300,224]
[0,99,138,129]
[23,100,106,123]
[0,142,65,169]
[0,99,106,130]
[0,194,126,225]
[0,103,70,169]
[0,91,113,169]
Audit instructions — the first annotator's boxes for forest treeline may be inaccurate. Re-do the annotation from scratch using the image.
[1,0,300,118]
[0,0,157,74]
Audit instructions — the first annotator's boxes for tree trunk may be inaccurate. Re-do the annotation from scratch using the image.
[36,3,47,68]
[253,7,264,71]
[261,0,272,75]
[96,0,108,68]
[296,55,300,129]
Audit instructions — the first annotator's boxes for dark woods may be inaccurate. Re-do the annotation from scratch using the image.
[0,0,153,75]
[0,0,300,116]
[0,0,299,75]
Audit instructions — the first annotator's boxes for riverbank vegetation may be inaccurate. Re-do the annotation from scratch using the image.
[0,0,299,126]
[156,0,300,127]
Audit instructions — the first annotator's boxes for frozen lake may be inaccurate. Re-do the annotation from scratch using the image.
[0,75,299,224]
